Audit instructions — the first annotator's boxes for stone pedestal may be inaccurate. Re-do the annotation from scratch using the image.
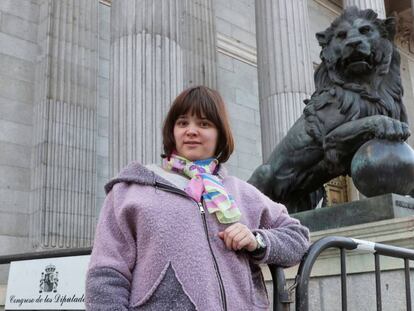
[293,193,414,232]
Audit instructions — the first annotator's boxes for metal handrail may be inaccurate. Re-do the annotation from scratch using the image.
[0,247,92,265]
[294,236,414,311]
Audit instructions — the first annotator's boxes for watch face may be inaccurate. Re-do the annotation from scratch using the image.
[256,233,266,249]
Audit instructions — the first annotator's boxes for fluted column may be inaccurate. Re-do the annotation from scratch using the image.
[182,0,217,88]
[343,0,386,18]
[255,0,315,160]
[31,0,98,248]
[110,0,217,175]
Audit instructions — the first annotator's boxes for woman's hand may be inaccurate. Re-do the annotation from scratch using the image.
[218,223,257,252]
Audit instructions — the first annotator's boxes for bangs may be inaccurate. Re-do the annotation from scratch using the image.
[172,88,221,126]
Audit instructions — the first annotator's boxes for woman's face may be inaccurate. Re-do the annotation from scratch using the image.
[173,112,218,161]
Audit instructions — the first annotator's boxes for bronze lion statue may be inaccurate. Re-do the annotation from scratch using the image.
[248,7,411,213]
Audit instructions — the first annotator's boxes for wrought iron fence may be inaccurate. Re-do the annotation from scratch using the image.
[269,235,414,311]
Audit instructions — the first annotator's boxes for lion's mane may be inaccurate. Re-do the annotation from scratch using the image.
[306,7,408,141]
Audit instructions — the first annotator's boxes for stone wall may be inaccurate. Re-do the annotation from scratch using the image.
[0,0,38,256]
[214,0,262,180]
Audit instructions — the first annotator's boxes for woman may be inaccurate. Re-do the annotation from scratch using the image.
[85,86,309,311]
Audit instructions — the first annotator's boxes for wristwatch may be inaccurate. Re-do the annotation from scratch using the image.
[250,232,267,257]
[254,232,267,250]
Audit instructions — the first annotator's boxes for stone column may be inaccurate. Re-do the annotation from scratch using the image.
[255,0,315,160]
[182,0,217,88]
[31,0,99,248]
[110,0,217,175]
[343,0,386,18]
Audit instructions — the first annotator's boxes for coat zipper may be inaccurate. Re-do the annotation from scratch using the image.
[198,201,227,311]
[155,182,227,311]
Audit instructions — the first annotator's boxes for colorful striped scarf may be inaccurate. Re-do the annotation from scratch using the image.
[162,154,241,224]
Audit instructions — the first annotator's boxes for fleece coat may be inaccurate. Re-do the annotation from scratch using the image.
[85,162,310,311]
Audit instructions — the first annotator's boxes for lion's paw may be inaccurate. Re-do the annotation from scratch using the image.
[370,117,410,141]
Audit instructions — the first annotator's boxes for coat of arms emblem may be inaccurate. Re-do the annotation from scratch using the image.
[39,264,59,293]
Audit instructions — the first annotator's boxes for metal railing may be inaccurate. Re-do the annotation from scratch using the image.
[269,264,294,311]
[269,235,414,311]
[0,247,92,265]
[2,236,414,311]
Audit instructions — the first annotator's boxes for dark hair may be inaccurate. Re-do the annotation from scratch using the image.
[162,86,234,163]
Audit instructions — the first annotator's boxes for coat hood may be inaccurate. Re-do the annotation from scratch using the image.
[104,162,167,194]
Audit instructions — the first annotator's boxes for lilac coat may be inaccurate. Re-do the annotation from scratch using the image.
[85,162,309,311]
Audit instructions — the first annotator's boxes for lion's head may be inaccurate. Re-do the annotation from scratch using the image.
[313,7,407,123]
[316,7,395,81]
